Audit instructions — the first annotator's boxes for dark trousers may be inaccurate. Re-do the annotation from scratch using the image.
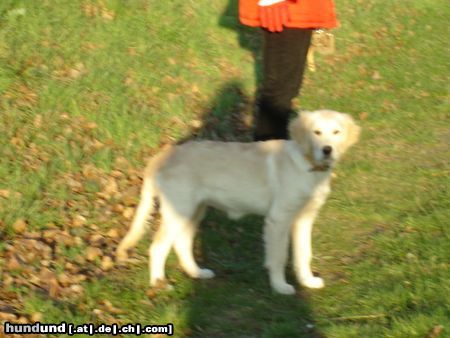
[254,28,313,140]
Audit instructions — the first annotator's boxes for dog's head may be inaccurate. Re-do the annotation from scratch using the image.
[289,110,360,170]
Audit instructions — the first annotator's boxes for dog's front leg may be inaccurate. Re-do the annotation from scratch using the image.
[292,198,326,289]
[264,213,295,295]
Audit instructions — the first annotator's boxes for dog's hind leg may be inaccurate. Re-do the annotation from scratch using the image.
[149,199,204,285]
[116,179,155,262]
[264,211,296,295]
[173,205,215,280]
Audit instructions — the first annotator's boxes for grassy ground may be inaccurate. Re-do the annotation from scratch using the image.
[0,0,449,337]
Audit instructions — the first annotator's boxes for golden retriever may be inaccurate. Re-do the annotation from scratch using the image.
[116,110,360,294]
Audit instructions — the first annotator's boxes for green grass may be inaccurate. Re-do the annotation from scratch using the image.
[1,0,449,337]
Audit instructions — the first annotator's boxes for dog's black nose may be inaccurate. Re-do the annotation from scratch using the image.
[323,146,332,156]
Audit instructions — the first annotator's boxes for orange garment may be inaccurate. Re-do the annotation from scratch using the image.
[239,0,338,29]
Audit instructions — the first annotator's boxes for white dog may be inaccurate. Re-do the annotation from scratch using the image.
[116,110,360,294]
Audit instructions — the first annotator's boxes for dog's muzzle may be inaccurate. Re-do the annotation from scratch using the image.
[322,145,332,157]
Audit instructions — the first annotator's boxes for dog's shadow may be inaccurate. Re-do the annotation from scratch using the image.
[187,210,322,338]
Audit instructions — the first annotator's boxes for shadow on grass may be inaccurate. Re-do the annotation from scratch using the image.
[187,210,323,338]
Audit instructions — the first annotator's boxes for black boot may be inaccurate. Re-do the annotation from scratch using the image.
[253,97,295,141]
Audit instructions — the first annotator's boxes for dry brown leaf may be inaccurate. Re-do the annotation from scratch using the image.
[100,256,114,271]
[0,312,18,321]
[86,247,102,261]
[100,300,125,315]
[110,170,123,178]
[103,177,119,196]
[72,215,87,228]
[64,262,78,273]
[88,234,104,245]
[72,274,87,283]
[146,288,158,299]
[112,204,125,214]
[57,273,71,287]
[74,254,86,265]
[0,189,11,198]
[372,71,381,80]
[122,187,139,206]
[6,257,22,271]
[190,119,203,129]
[42,229,60,244]
[114,157,131,171]
[33,115,43,128]
[101,10,115,21]
[85,121,97,130]
[3,274,14,287]
[122,207,134,220]
[12,219,27,234]
[426,325,444,338]
[359,111,369,120]
[70,284,84,294]
[91,139,104,150]
[82,164,102,179]
[48,278,60,298]
[127,47,138,56]
[106,228,120,238]
[30,312,43,322]
[16,316,29,324]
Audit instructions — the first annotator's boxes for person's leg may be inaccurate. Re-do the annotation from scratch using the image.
[254,28,312,141]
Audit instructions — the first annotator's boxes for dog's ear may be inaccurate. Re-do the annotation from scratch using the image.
[341,113,361,152]
[289,111,313,155]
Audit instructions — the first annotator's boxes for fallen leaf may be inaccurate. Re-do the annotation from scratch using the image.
[103,177,119,197]
[359,111,369,120]
[427,325,443,338]
[13,219,27,234]
[122,207,134,220]
[88,234,104,245]
[112,204,125,214]
[73,274,87,283]
[106,228,120,238]
[33,115,43,128]
[190,119,203,129]
[30,312,43,322]
[86,247,102,261]
[3,275,14,287]
[6,257,22,271]
[372,71,381,80]
[72,215,87,228]
[70,284,84,294]
[101,10,115,21]
[100,300,125,315]
[48,278,60,298]
[57,273,71,287]
[0,189,11,198]
[0,312,17,321]
[100,256,114,271]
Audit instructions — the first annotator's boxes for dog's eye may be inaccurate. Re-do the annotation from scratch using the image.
[314,130,322,135]
[333,130,340,135]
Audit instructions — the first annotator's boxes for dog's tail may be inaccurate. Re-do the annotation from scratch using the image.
[116,145,174,262]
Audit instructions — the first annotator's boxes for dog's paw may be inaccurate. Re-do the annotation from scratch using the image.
[197,268,215,279]
[302,276,325,289]
[150,276,166,287]
[273,282,296,295]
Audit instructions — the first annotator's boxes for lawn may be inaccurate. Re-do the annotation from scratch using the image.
[0,0,448,337]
